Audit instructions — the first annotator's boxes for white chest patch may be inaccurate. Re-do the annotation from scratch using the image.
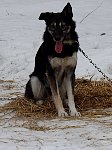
[49,52,77,70]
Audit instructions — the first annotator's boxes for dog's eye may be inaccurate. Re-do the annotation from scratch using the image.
[59,22,66,30]
[50,23,56,30]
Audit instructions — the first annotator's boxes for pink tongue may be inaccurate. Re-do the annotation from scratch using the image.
[55,41,63,53]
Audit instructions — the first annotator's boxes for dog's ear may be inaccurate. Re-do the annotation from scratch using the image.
[39,12,53,22]
[62,3,73,18]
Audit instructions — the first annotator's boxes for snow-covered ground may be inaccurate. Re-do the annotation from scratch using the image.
[0,0,112,149]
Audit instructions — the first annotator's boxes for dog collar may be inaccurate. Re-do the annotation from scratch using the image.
[63,40,79,45]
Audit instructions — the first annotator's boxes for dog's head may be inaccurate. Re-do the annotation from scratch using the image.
[39,3,76,53]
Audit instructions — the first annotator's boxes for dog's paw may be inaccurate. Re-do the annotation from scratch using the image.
[58,110,68,117]
[70,110,81,117]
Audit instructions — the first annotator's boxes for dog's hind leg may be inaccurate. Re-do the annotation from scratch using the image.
[25,76,45,104]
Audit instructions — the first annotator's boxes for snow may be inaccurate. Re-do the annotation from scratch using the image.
[0,0,112,149]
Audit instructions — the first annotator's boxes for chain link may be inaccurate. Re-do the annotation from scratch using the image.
[79,47,112,84]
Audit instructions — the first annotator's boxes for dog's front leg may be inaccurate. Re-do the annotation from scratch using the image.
[65,74,81,117]
[48,76,68,117]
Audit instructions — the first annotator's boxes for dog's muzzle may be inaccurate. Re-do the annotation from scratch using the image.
[53,29,63,41]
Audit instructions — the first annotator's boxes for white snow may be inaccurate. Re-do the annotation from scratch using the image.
[0,0,112,149]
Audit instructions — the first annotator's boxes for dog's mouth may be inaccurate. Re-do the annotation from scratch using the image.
[55,41,63,53]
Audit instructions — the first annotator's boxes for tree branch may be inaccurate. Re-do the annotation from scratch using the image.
[80,1,104,23]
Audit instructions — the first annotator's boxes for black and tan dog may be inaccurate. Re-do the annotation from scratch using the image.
[25,3,81,117]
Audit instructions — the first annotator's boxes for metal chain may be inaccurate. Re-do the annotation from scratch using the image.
[79,47,112,84]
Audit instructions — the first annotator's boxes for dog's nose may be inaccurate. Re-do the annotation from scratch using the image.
[55,36,61,41]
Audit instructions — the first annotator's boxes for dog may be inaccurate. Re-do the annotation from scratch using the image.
[25,3,81,117]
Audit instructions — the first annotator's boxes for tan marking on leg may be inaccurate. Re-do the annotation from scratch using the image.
[48,76,68,117]
[65,75,81,117]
